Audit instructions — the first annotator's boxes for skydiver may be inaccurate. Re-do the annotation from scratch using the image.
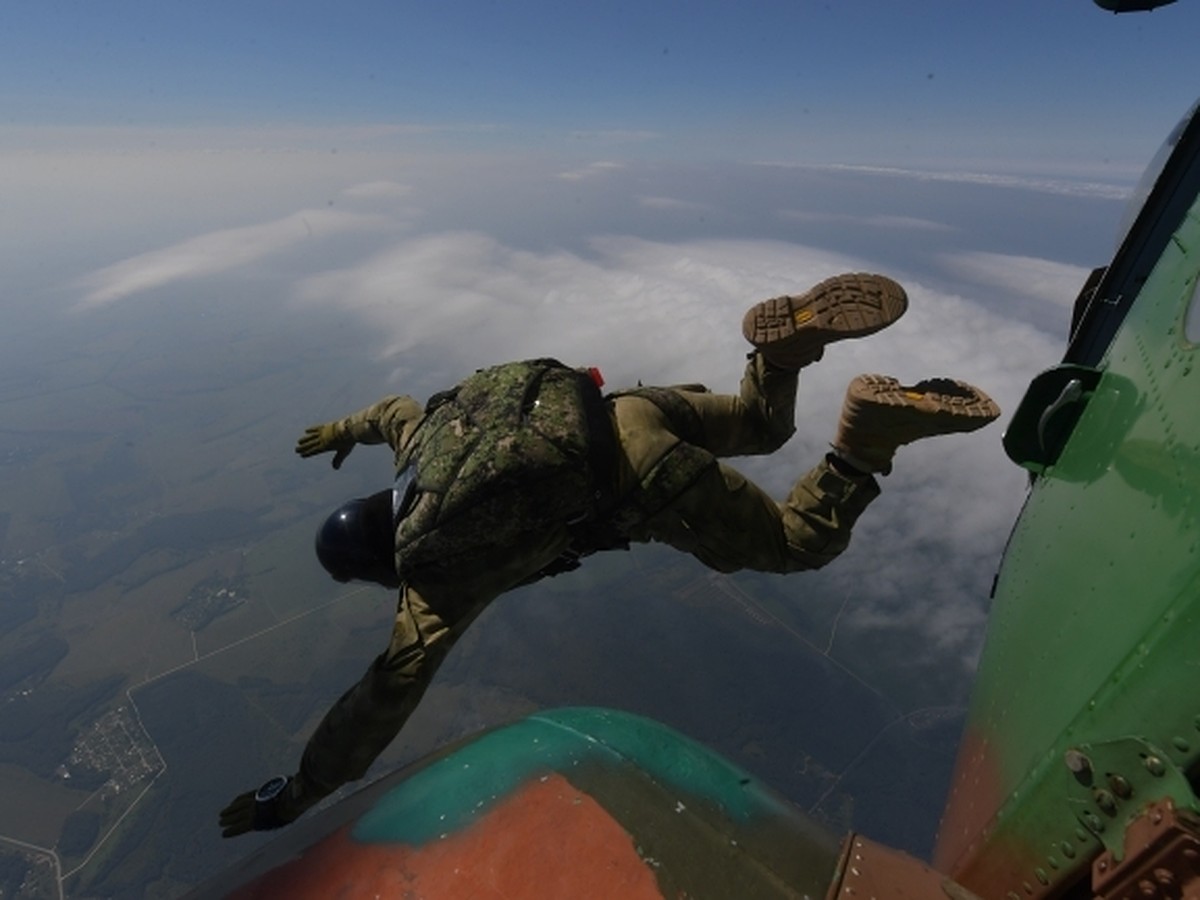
[219,272,1000,836]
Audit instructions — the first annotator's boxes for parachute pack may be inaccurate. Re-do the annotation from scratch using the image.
[392,358,613,578]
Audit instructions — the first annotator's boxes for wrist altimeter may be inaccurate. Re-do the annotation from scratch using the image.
[255,775,291,804]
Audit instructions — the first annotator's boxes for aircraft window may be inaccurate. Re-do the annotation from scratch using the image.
[1065,96,1200,366]
[1113,100,1198,254]
[1185,277,1200,345]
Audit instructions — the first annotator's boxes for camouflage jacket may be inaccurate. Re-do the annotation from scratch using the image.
[332,359,716,583]
[334,359,618,583]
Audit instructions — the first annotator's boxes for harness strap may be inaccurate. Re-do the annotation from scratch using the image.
[609,385,707,446]
[526,378,627,583]
[577,376,621,515]
[537,384,718,581]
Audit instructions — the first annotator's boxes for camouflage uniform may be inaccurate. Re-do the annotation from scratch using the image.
[297,354,879,803]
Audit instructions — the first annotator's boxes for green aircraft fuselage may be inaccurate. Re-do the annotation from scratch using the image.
[935,98,1200,898]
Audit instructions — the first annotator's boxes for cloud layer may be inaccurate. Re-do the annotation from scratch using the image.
[73,209,386,310]
[940,251,1091,311]
[778,163,1134,201]
[284,227,1054,678]
[64,162,1081,675]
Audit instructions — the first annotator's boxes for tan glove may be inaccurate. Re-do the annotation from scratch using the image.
[295,422,355,469]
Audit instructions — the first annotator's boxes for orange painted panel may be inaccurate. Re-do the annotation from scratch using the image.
[230,772,664,899]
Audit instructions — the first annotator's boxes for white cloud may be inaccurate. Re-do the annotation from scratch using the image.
[293,232,1055,667]
[289,227,1058,414]
[567,130,661,144]
[780,209,955,232]
[291,230,1059,673]
[293,232,872,388]
[939,251,1091,310]
[60,166,1067,675]
[556,161,624,181]
[0,123,496,154]
[638,196,709,212]
[762,162,1132,201]
[341,181,412,201]
[73,209,387,309]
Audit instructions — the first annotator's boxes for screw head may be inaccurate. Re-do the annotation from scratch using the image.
[1094,789,1118,815]
[1107,774,1133,798]
[1064,750,1096,784]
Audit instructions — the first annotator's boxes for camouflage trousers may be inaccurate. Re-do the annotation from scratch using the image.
[298,355,880,798]
[615,354,880,573]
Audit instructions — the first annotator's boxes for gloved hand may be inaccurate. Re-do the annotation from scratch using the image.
[219,775,312,838]
[295,422,355,469]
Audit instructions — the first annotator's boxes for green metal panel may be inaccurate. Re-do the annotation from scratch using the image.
[937,201,1200,896]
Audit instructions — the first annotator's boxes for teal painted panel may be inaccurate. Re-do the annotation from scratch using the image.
[354,707,806,846]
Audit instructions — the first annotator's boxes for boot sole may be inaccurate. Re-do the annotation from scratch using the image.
[848,374,1001,435]
[742,273,908,367]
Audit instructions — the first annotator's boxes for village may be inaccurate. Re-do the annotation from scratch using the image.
[62,706,164,799]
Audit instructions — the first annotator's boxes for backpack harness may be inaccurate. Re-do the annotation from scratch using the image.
[392,359,716,584]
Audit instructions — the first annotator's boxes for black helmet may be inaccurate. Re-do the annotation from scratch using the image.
[314,489,399,588]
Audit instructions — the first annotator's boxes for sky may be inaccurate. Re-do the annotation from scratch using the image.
[1,0,1198,893]
[2,1,1197,167]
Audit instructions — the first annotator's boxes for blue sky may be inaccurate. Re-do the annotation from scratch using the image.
[3,1,1197,169]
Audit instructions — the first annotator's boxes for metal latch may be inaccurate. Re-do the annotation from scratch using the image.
[1002,364,1102,474]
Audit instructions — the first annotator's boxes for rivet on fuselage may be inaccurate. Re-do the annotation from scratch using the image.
[1093,789,1118,815]
[1070,748,1099,782]
[1155,868,1178,889]
[1107,774,1133,799]
[1172,736,1191,754]
[1060,841,1076,860]
[1145,755,1167,776]
[1035,867,1050,885]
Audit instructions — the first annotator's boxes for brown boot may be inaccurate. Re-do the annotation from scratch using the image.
[742,273,908,370]
[833,374,1001,474]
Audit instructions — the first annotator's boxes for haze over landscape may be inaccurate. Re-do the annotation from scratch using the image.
[1,1,1197,896]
